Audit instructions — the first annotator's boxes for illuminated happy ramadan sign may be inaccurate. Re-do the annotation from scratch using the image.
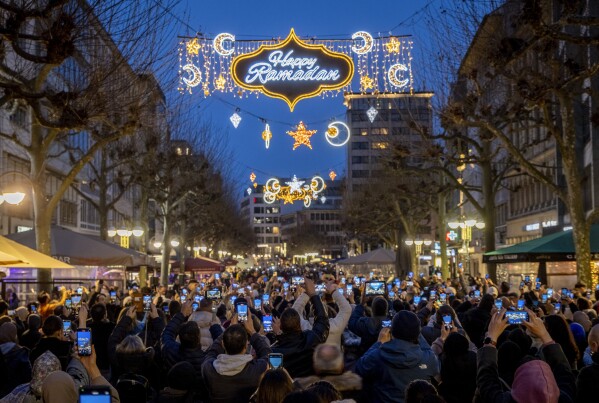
[231,29,354,111]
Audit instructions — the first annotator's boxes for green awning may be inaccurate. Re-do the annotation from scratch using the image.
[483,224,599,263]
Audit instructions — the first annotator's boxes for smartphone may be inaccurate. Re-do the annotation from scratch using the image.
[430,290,437,298]
[554,303,561,312]
[30,304,37,313]
[215,273,220,280]
[364,281,386,296]
[439,293,447,302]
[596,284,599,291]
[315,283,326,294]
[388,291,395,298]
[192,302,199,311]
[407,281,414,287]
[206,288,222,300]
[262,294,270,303]
[561,288,568,296]
[517,300,525,310]
[370,271,374,278]
[341,277,346,284]
[236,303,248,322]
[263,315,273,332]
[78,385,111,403]
[180,295,187,303]
[442,315,452,327]
[110,291,117,301]
[535,282,541,291]
[143,295,151,312]
[291,276,304,285]
[474,290,481,298]
[77,328,92,356]
[346,285,353,295]
[382,319,392,328]
[163,305,169,314]
[63,320,71,336]
[541,294,548,303]
[254,298,262,309]
[194,295,201,303]
[77,287,83,294]
[72,295,82,306]
[413,296,421,305]
[65,299,72,309]
[268,353,283,369]
[283,283,289,291]
[485,273,489,279]
[524,276,530,283]
[182,288,188,295]
[230,296,237,304]
[520,281,525,288]
[547,288,553,296]
[495,300,502,310]
[505,311,528,325]
[408,271,413,279]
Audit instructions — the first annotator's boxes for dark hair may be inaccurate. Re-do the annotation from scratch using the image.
[372,297,388,317]
[0,301,7,315]
[307,380,342,402]
[27,314,41,330]
[577,298,592,311]
[53,305,67,317]
[280,308,302,333]
[544,315,580,366]
[178,321,200,349]
[405,380,443,403]
[478,294,495,312]
[90,303,107,322]
[168,300,181,317]
[500,282,510,295]
[42,315,63,336]
[435,305,456,326]
[282,390,322,403]
[222,324,248,355]
[37,292,50,305]
[255,368,294,403]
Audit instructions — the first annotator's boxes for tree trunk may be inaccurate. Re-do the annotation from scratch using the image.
[481,140,497,281]
[438,189,449,279]
[98,152,109,241]
[160,206,171,286]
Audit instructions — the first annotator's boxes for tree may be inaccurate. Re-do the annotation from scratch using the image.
[442,0,599,286]
[0,0,175,288]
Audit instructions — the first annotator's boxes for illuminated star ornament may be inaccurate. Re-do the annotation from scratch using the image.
[287,121,317,150]
[385,37,400,54]
[286,175,305,193]
[215,75,226,90]
[186,38,201,55]
[366,106,378,123]
[360,75,374,91]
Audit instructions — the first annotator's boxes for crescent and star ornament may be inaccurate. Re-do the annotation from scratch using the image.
[287,121,317,150]
[181,63,202,87]
[213,33,235,56]
[351,31,374,54]
[325,121,350,147]
[388,63,409,88]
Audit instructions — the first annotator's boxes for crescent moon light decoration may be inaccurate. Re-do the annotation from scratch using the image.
[388,63,409,88]
[325,121,351,147]
[181,64,202,87]
[213,33,235,56]
[351,31,374,54]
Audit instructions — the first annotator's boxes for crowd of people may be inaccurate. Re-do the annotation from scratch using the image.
[0,266,598,403]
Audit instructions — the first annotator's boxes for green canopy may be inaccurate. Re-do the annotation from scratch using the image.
[483,224,599,263]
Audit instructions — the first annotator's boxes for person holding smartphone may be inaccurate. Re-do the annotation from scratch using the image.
[202,311,272,402]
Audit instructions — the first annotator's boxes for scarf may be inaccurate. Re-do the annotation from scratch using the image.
[212,354,253,376]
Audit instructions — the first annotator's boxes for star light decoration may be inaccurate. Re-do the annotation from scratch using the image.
[230,112,242,128]
[360,75,374,91]
[329,170,337,181]
[263,175,326,207]
[366,106,378,123]
[215,74,226,90]
[385,37,400,54]
[186,38,201,55]
[287,121,317,150]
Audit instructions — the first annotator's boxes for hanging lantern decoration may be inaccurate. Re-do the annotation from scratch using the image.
[230,109,242,128]
[249,172,256,182]
[253,182,258,188]
[366,106,378,123]
[262,123,273,149]
[329,170,337,181]
[246,187,252,195]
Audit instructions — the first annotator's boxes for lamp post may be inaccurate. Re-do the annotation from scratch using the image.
[107,225,145,249]
[447,218,485,275]
[404,238,433,275]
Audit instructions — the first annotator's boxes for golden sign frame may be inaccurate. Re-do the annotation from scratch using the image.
[231,28,354,111]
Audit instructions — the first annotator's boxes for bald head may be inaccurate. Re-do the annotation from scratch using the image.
[313,344,344,375]
[589,324,599,353]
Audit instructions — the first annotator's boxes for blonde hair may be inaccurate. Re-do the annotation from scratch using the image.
[116,335,145,355]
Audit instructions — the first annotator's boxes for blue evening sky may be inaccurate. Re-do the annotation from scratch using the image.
[171,0,435,191]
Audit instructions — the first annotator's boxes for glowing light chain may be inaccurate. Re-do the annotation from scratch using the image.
[367,106,378,123]
[325,121,350,147]
[263,175,326,207]
[287,121,317,150]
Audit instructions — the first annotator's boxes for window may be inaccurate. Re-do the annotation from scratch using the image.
[352,170,369,178]
[372,142,389,150]
[352,156,369,164]
[80,200,99,231]
[60,200,77,227]
[352,141,369,150]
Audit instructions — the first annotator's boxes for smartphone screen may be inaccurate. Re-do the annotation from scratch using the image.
[180,295,187,303]
[388,291,395,298]
[192,302,199,311]
[237,303,248,322]
[474,290,481,298]
[194,295,201,303]
[78,386,111,403]
[262,294,269,303]
[182,288,188,295]
[77,287,83,294]
[541,294,548,303]
[505,311,528,325]
[143,295,151,312]
[263,315,273,332]
[110,291,116,300]
[440,293,447,302]
[77,328,92,356]
[346,285,353,295]
[65,299,72,308]
[268,353,283,369]
[63,320,71,336]
[382,320,392,328]
[254,298,262,309]
[30,304,37,313]
[215,273,220,280]
[517,300,525,310]
[408,271,413,278]
[72,295,82,306]
[364,281,386,296]
[495,300,502,310]
[442,315,452,325]
[555,303,561,312]
[413,296,421,305]
[341,277,346,284]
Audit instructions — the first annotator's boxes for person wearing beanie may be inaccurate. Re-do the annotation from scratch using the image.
[348,295,388,355]
[437,332,477,403]
[0,322,32,398]
[477,308,576,403]
[576,323,599,402]
[355,310,439,403]
[155,362,197,403]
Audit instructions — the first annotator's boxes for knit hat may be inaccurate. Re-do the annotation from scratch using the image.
[511,360,559,403]
[167,361,197,390]
[442,332,469,356]
[0,322,17,344]
[570,322,586,346]
[391,310,421,342]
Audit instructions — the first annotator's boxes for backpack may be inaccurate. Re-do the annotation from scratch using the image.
[116,373,149,403]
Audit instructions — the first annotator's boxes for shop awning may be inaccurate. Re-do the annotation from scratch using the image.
[0,235,74,269]
[171,256,223,271]
[483,225,599,263]
[6,226,149,267]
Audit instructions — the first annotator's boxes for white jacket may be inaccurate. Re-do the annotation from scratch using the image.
[292,289,352,346]
[189,310,221,351]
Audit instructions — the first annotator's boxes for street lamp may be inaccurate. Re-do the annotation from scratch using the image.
[446,216,485,275]
[0,191,26,205]
[107,225,144,248]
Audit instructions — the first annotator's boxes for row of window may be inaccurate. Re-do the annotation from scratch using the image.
[351,141,389,150]
[310,213,341,221]
[254,207,280,214]
[253,226,280,234]
[253,216,279,224]
[256,236,280,244]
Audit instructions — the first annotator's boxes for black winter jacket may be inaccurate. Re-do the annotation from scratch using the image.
[348,304,384,355]
[576,352,599,403]
[272,294,330,378]
[29,336,72,370]
[0,343,31,398]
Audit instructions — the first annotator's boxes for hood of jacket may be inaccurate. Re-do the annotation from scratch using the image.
[511,359,559,403]
[116,349,154,374]
[189,311,215,328]
[212,353,253,376]
[378,338,429,369]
